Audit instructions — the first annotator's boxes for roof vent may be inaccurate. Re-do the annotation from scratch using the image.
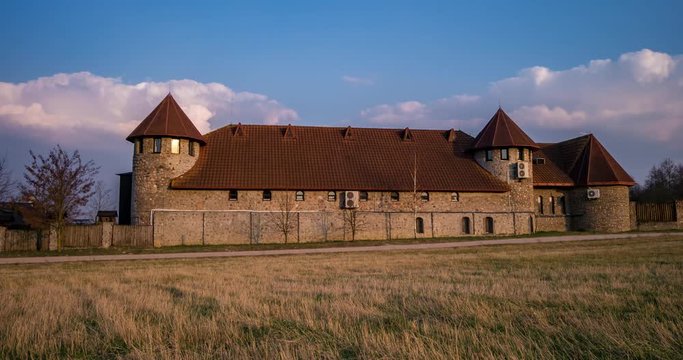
[402,127,414,141]
[343,126,354,140]
[283,124,296,139]
[233,123,245,136]
[447,128,457,143]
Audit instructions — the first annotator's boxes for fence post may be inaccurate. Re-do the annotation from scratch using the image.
[0,226,6,252]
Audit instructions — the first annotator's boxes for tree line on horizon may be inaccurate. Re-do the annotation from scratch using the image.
[630,158,683,203]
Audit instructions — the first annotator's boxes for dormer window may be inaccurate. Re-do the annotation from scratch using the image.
[451,192,459,202]
[485,150,493,161]
[263,190,272,201]
[153,138,162,153]
[171,138,180,154]
[501,148,509,160]
[295,191,305,201]
[327,191,336,201]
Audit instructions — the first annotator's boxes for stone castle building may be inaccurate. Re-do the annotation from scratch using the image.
[119,94,635,246]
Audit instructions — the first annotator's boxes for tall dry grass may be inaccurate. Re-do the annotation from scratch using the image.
[0,237,681,359]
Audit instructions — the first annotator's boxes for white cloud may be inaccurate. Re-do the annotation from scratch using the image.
[0,72,299,147]
[360,49,683,143]
[342,75,374,86]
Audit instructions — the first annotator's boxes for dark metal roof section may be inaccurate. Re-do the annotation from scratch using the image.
[126,93,206,144]
[470,108,539,150]
[171,124,510,192]
[534,134,635,187]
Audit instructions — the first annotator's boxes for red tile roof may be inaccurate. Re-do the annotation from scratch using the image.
[171,125,510,192]
[126,94,206,144]
[534,134,635,187]
[470,108,539,150]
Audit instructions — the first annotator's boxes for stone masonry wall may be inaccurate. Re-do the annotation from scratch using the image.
[569,186,631,232]
[132,137,199,225]
[533,188,571,232]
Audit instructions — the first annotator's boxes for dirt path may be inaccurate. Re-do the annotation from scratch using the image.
[0,232,675,265]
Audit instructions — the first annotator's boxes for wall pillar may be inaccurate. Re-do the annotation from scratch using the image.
[101,222,113,248]
[677,200,683,229]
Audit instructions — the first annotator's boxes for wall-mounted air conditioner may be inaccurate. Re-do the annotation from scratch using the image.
[517,162,530,179]
[344,191,359,208]
[587,188,601,199]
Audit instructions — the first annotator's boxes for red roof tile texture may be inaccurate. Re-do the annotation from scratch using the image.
[126,94,206,144]
[171,125,511,192]
[534,134,635,187]
[470,108,539,150]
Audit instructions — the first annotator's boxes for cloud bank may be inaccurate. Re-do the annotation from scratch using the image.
[0,72,299,148]
[361,49,683,145]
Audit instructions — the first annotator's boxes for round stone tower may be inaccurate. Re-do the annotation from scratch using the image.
[126,94,206,225]
[470,108,539,234]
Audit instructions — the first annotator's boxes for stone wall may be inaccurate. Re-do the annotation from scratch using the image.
[533,188,571,232]
[569,186,631,232]
[151,209,531,247]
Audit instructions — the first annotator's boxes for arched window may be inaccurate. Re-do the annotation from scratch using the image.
[390,191,399,201]
[462,217,471,234]
[451,192,459,202]
[229,190,238,201]
[327,191,336,201]
[295,191,305,201]
[416,217,424,234]
[549,196,556,214]
[263,190,272,201]
[485,216,494,234]
[420,192,429,201]
[537,196,544,214]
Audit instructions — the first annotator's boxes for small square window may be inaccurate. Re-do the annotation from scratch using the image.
[501,148,509,160]
[295,191,305,201]
[485,150,493,161]
[327,191,336,201]
[263,190,272,201]
[451,192,459,202]
[390,192,399,201]
[153,138,162,153]
[360,191,368,201]
[171,139,180,154]
[420,192,429,201]
[229,190,238,201]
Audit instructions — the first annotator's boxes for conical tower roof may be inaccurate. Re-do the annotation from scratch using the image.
[126,94,206,144]
[470,108,539,150]
[569,134,635,186]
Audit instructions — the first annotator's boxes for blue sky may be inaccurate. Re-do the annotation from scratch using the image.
[1,0,682,193]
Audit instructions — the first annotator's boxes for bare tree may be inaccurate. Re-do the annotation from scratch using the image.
[20,146,99,251]
[88,181,114,220]
[266,192,297,243]
[343,209,366,241]
[0,156,15,202]
[318,210,331,242]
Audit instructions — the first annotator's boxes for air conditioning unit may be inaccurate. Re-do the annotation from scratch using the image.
[344,191,359,208]
[517,162,530,179]
[587,188,601,199]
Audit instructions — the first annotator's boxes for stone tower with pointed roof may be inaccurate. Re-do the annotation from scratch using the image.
[127,94,206,225]
[470,108,539,233]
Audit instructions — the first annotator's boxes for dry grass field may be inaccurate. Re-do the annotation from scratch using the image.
[0,237,681,359]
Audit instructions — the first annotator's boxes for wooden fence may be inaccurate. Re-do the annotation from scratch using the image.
[63,225,103,248]
[635,202,677,223]
[3,230,39,251]
[112,225,153,248]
